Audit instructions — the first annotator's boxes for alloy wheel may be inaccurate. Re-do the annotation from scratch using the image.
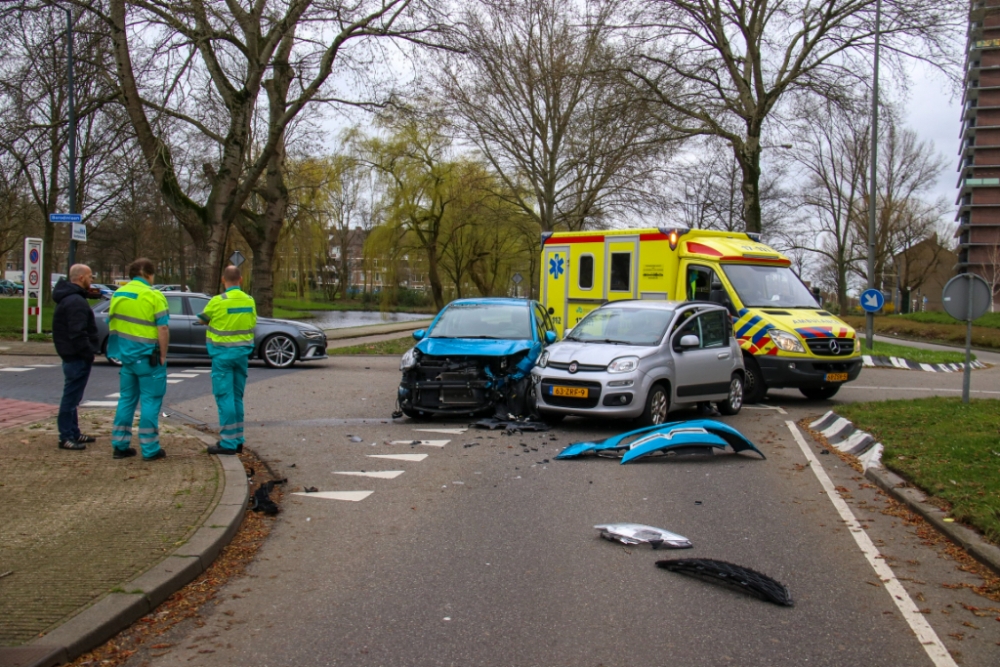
[264,334,297,369]
[650,389,668,424]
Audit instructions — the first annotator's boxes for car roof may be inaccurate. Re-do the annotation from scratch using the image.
[446,298,533,307]
[596,300,685,310]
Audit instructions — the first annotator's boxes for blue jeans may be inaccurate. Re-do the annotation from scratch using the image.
[58,358,93,442]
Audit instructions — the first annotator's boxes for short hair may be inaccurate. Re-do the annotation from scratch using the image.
[222,265,242,283]
[68,264,91,281]
[128,258,155,279]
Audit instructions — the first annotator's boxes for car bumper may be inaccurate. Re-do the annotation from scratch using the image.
[756,356,863,389]
[531,369,647,418]
[299,341,328,361]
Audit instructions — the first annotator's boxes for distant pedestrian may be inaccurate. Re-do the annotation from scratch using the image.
[198,265,256,455]
[52,264,99,450]
[108,258,170,461]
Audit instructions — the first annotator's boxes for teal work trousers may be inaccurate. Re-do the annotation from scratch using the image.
[112,359,167,458]
[211,349,250,450]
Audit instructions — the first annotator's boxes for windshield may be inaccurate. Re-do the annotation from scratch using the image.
[567,307,674,346]
[722,265,819,309]
[429,303,533,339]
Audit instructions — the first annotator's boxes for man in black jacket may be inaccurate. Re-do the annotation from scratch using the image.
[52,264,99,450]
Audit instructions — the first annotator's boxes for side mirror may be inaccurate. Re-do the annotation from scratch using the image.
[679,334,700,349]
[545,330,557,344]
[412,329,425,341]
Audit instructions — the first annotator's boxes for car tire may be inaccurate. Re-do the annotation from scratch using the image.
[742,354,767,404]
[717,373,744,416]
[799,385,841,400]
[262,334,297,369]
[637,383,670,427]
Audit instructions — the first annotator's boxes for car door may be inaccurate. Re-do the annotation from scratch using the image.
[671,309,734,404]
[186,295,212,355]
[163,294,190,354]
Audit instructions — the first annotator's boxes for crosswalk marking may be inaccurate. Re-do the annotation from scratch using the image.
[368,453,428,462]
[390,439,449,448]
[105,393,120,398]
[167,373,199,378]
[293,491,373,502]
[81,400,118,407]
[333,470,405,479]
[188,369,212,373]
[27,364,57,367]
[167,379,183,384]
[0,367,33,372]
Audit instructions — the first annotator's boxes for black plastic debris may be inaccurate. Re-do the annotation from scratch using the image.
[251,482,280,515]
[472,416,550,434]
[656,558,793,607]
[463,443,479,448]
[303,486,318,493]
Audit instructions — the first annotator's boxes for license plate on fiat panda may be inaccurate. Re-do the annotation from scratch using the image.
[824,372,848,383]
[551,386,588,398]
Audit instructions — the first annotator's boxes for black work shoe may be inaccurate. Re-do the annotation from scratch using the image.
[143,449,166,461]
[207,445,239,455]
[58,439,86,450]
[75,434,97,444]
[113,447,137,459]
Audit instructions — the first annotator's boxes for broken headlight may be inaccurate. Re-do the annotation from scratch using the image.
[400,347,419,371]
[537,350,550,368]
[607,356,639,373]
[767,329,805,353]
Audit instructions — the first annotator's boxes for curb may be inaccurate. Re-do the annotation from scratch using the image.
[860,354,987,373]
[13,434,248,667]
[807,411,1000,578]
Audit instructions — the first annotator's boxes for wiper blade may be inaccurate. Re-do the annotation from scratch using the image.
[598,339,630,345]
[459,335,503,339]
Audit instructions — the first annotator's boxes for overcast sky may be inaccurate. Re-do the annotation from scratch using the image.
[904,61,961,208]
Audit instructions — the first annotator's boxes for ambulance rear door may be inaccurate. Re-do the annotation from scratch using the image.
[543,244,569,335]
[605,236,638,302]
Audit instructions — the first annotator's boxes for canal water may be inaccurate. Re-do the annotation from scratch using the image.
[308,310,431,329]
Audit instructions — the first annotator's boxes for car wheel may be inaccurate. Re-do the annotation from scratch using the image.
[800,385,841,400]
[262,334,297,369]
[717,373,744,416]
[637,383,669,427]
[742,354,767,404]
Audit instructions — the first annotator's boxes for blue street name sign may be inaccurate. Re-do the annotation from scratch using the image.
[49,213,82,223]
[860,288,885,313]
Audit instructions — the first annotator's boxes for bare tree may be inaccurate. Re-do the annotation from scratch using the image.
[982,242,1000,312]
[435,0,674,232]
[623,0,963,234]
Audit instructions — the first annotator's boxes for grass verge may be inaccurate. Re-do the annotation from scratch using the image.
[842,315,1000,350]
[274,297,435,315]
[837,398,1000,544]
[895,311,1000,329]
[867,340,974,365]
[328,336,414,355]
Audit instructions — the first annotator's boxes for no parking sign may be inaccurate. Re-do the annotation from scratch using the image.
[23,237,43,341]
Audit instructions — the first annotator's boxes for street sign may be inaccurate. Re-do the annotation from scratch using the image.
[229,250,245,267]
[859,288,884,313]
[942,274,991,322]
[511,272,523,285]
[23,237,43,342]
[71,223,87,242]
[48,213,82,224]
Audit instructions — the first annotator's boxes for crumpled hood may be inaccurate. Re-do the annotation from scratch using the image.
[416,337,537,358]
[544,340,655,365]
[52,280,85,303]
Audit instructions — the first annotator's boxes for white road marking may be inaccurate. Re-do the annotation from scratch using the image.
[0,367,33,372]
[390,439,449,448]
[81,400,119,407]
[105,393,120,398]
[187,369,212,373]
[167,379,183,384]
[333,470,405,479]
[785,421,957,667]
[167,373,199,378]
[743,405,788,415]
[368,453,429,462]
[848,385,1000,396]
[293,491,373,502]
[27,364,57,367]
[414,428,467,434]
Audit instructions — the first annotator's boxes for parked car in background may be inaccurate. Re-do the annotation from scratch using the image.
[92,292,328,368]
[532,300,745,425]
[397,298,558,419]
[90,283,116,299]
[153,284,189,292]
[0,279,23,296]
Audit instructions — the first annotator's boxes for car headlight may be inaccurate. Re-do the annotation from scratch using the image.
[607,356,640,373]
[400,347,419,371]
[537,350,549,368]
[768,329,805,353]
[299,329,324,340]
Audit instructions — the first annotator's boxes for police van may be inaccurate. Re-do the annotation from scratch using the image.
[540,228,862,401]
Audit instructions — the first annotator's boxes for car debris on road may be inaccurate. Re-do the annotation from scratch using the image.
[656,558,793,607]
[555,420,765,461]
[595,523,692,549]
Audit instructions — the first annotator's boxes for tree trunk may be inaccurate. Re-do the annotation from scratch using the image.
[426,244,445,311]
[736,131,763,235]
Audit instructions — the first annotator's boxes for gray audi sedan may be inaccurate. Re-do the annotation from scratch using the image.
[92,292,327,368]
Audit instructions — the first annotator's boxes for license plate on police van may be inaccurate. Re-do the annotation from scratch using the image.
[551,386,588,398]
[825,372,848,383]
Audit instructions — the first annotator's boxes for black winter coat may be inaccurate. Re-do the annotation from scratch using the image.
[52,280,98,362]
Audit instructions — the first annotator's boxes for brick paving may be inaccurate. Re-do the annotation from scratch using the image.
[0,397,58,429]
[0,411,220,646]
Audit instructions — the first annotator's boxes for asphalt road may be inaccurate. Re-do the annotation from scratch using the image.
[23,354,978,667]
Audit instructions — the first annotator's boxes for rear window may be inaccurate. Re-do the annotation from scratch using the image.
[609,253,631,292]
[578,255,594,290]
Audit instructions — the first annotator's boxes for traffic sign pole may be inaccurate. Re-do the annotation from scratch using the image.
[941,273,991,404]
[964,275,974,404]
[23,238,43,342]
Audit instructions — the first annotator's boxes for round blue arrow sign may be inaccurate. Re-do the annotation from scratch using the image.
[860,288,884,313]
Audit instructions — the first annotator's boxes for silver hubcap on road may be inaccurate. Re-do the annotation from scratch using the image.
[265,336,296,367]
[729,377,743,411]
[650,389,668,424]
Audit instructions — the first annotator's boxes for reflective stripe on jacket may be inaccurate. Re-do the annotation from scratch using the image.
[108,278,169,362]
[199,287,257,348]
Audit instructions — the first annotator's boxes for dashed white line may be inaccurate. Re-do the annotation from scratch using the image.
[333,470,405,479]
[785,421,957,667]
[167,373,199,378]
[166,379,183,384]
[0,367,33,372]
[27,364,57,367]
[368,453,428,462]
[105,393,120,398]
[81,400,119,408]
[293,491,373,502]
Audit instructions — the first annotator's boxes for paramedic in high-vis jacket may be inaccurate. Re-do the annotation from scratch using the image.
[108,258,170,461]
[197,265,257,456]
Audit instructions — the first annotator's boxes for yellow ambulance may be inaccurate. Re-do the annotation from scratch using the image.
[540,227,862,401]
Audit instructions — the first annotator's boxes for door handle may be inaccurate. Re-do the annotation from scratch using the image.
[193,321,206,326]
[717,352,730,359]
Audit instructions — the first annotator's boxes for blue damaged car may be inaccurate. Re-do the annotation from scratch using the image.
[397,298,558,419]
